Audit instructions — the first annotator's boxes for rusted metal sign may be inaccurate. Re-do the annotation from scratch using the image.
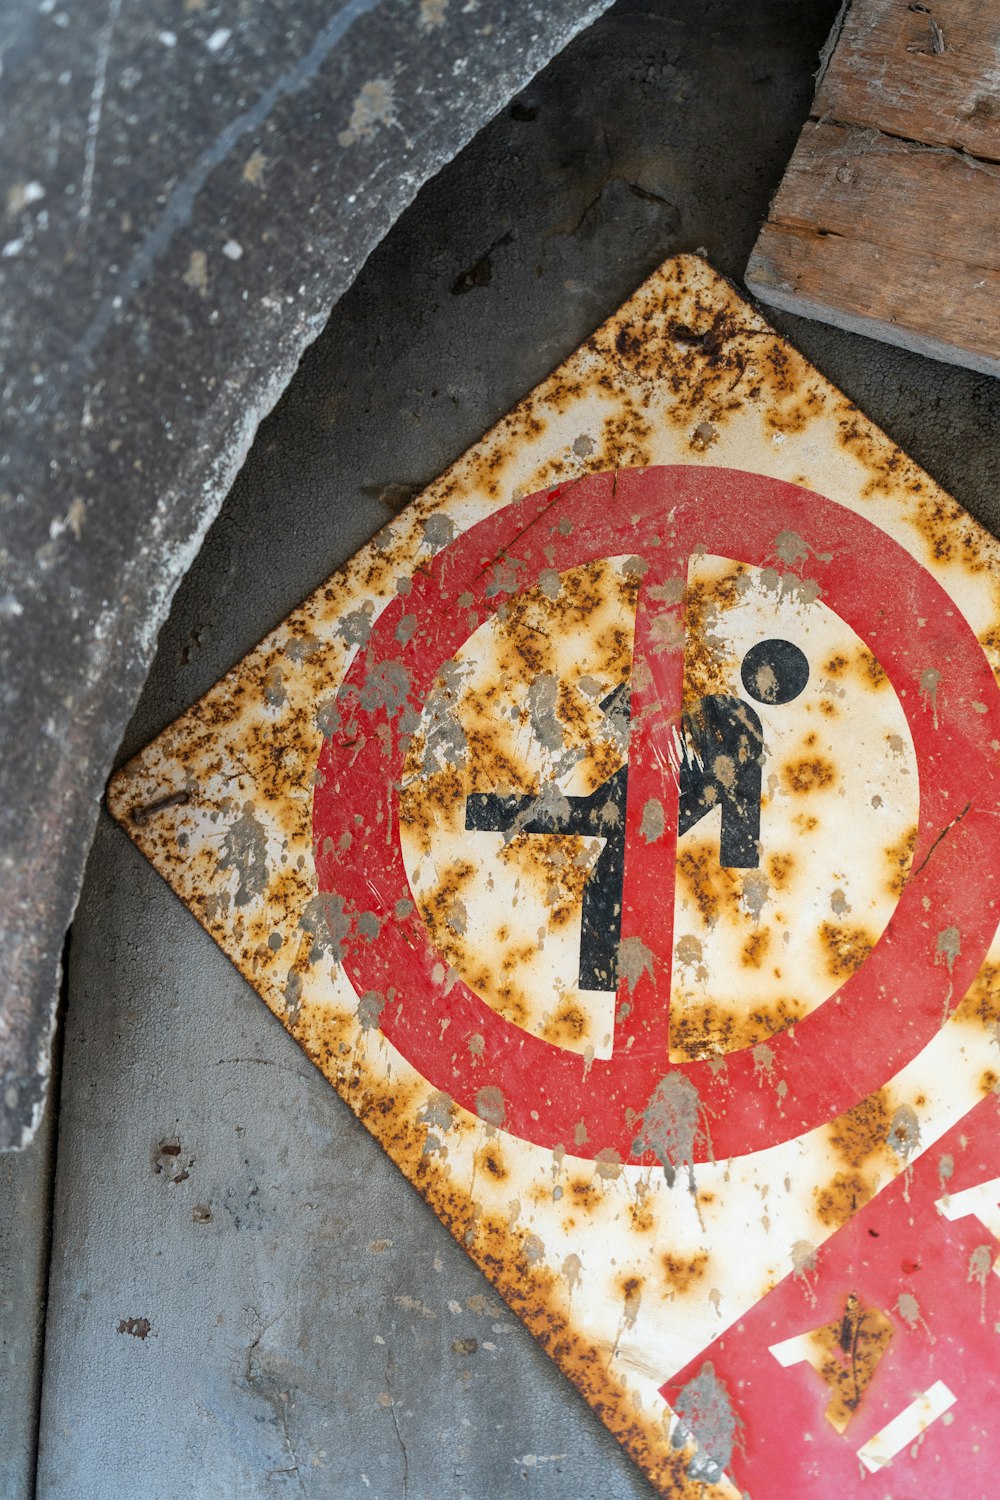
[108,257,1000,1497]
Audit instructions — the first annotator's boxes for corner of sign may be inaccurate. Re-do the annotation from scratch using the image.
[104,749,189,843]
[104,759,135,825]
[648,250,753,324]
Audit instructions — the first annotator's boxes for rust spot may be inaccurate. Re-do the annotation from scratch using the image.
[766,852,794,889]
[681,561,748,710]
[955,962,1000,1031]
[911,490,990,573]
[856,647,887,691]
[398,762,466,854]
[676,841,741,926]
[884,825,917,899]
[670,994,806,1060]
[482,1146,508,1180]
[808,1292,893,1432]
[662,1250,709,1295]
[629,1201,655,1233]
[815,1172,874,1229]
[828,1088,892,1169]
[782,756,836,795]
[741,928,771,969]
[542,1003,588,1046]
[819,921,874,982]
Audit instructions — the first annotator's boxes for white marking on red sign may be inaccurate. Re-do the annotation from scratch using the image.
[857,1383,957,1475]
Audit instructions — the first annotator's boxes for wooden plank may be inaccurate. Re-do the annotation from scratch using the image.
[767,121,1000,272]
[817,0,1000,161]
[747,0,1000,375]
[747,221,1000,377]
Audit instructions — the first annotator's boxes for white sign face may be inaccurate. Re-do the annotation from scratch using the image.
[670,551,919,1062]
[109,257,1000,1499]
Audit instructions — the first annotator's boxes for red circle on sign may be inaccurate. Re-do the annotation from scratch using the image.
[313,467,1000,1162]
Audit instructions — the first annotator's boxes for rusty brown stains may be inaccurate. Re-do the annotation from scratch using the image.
[595,402,653,471]
[808,1293,893,1432]
[681,562,748,710]
[676,841,741,926]
[856,647,887,691]
[629,1201,655,1233]
[463,713,531,799]
[422,860,477,926]
[556,678,594,742]
[954,962,1000,1030]
[884,825,917,900]
[482,1146,508,1181]
[981,1070,999,1096]
[542,1004,588,1046]
[500,832,592,913]
[815,1171,874,1229]
[979,625,1000,673]
[670,994,806,1060]
[741,929,771,969]
[828,1089,892,1169]
[767,853,794,889]
[836,413,889,491]
[820,921,874,982]
[662,1250,709,1296]
[643,300,790,435]
[399,762,466,854]
[763,379,825,437]
[912,490,990,573]
[782,756,836,795]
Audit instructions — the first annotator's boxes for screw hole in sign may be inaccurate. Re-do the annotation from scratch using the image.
[313,467,1000,1163]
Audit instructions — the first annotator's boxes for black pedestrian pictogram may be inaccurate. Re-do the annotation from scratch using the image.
[465,683,629,993]
[464,639,808,991]
[678,695,766,869]
[680,638,809,869]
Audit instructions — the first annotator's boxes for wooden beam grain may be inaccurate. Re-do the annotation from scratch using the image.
[749,221,1000,377]
[747,0,1000,375]
[816,0,1000,161]
[769,121,1000,270]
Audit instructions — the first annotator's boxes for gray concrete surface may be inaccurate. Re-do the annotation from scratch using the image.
[40,826,654,1499]
[21,0,1000,1495]
[1,1080,56,1500]
[0,0,612,1152]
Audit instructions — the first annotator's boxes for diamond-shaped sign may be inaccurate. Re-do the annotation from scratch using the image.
[108,257,1000,1497]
